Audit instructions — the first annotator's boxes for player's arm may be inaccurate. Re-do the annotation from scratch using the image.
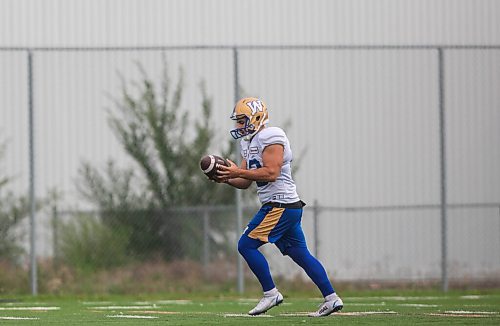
[222,159,252,189]
[219,144,284,183]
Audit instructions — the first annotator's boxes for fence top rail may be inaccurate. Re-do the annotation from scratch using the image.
[57,205,259,216]
[317,202,500,212]
[56,202,500,216]
[1,44,500,52]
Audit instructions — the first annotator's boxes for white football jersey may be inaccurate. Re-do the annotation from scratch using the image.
[240,126,300,204]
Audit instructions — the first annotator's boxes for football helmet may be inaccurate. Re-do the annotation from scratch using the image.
[230,97,269,140]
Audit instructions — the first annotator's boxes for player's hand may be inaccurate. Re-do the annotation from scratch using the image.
[210,174,228,183]
[218,159,240,179]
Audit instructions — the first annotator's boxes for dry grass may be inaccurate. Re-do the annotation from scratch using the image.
[2,258,499,296]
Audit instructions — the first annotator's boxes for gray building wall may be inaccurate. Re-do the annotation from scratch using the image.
[1,0,499,281]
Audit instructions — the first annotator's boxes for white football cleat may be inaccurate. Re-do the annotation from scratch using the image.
[308,293,343,317]
[248,291,284,315]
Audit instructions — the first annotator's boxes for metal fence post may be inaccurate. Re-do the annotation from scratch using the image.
[52,204,59,269]
[313,200,319,259]
[28,50,37,296]
[233,47,244,294]
[438,48,448,292]
[202,209,210,276]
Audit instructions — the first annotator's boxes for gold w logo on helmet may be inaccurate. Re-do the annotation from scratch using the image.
[246,100,264,115]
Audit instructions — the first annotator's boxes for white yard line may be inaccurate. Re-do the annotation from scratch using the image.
[398,304,439,307]
[130,310,215,315]
[0,307,60,311]
[107,315,158,319]
[223,313,272,317]
[460,295,482,300]
[130,310,180,315]
[236,299,290,305]
[89,305,157,310]
[337,311,398,316]
[427,311,499,318]
[428,313,496,318]
[347,296,444,301]
[0,317,40,320]
[279,311,398,317]
[445,310,498,315]
[2,302,48,306]
[153,300,192,305]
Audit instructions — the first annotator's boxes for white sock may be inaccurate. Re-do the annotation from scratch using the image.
[264,287,278,296]
[325,293,338,301]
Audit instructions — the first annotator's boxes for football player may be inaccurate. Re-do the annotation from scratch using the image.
[216,97,343,317]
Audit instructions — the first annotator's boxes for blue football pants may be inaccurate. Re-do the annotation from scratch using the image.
[237,206,335,297]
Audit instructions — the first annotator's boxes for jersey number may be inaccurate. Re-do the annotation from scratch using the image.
[248,159,268,187]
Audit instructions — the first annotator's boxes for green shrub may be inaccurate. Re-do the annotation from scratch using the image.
[59,214,132,272]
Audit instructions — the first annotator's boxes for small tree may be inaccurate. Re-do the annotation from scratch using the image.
[0,142,29,263]
[74,60,238,264]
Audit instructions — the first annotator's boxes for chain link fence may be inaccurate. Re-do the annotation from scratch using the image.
[1,45,500,295]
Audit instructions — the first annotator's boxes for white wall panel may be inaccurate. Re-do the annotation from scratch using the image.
[446,50,500,203]
[1,0,500,46]
[238,49,440,207]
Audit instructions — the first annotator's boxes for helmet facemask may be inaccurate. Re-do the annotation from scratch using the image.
[230,115,254,139]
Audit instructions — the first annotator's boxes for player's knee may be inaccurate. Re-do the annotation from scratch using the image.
[237,236,248,255]
[238,234,260,256]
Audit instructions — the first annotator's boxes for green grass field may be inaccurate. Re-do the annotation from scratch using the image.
[1,290,500,325]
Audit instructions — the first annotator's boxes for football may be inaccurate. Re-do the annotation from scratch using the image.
[200,155,229,180]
